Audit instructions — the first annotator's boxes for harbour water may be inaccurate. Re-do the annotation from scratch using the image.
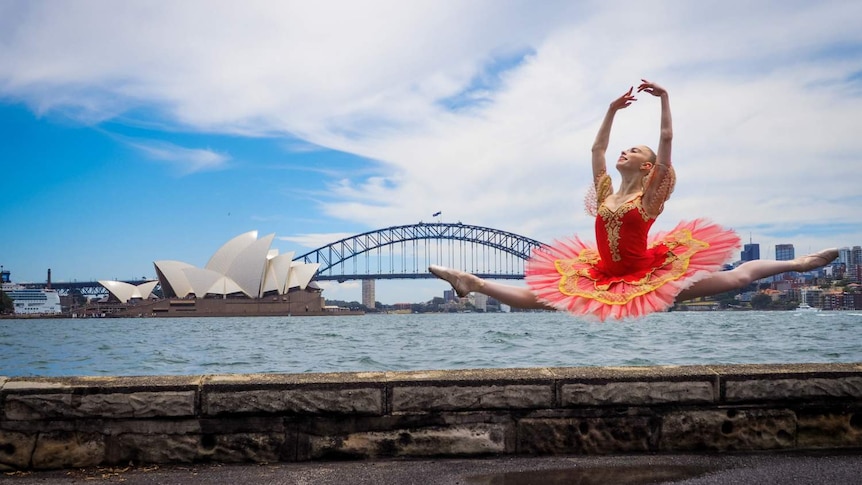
[1,311,861,377]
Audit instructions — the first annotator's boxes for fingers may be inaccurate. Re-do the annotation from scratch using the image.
[611,86,637,109]
[614,86,637,109]
[636,78,666,97]
[636,79,651,93]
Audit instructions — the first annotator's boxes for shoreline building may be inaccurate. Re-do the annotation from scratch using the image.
[773,243,796,282]
[741,243,760,262]
[775,244,795,262]
[98,231,328,317]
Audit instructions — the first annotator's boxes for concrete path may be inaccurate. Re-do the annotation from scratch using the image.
[4,451,862,484]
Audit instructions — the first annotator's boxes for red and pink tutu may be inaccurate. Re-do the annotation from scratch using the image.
[525,219,741,321]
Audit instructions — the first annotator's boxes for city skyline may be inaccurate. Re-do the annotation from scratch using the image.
[2,1,861,304]
[4,233,858,306]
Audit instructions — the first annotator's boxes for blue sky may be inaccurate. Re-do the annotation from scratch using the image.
[1,0,861,304]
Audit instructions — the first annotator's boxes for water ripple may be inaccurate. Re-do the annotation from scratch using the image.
[1,312,861,376]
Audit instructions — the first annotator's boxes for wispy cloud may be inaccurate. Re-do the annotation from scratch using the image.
[128,140,230,175]
[278,233,356,250]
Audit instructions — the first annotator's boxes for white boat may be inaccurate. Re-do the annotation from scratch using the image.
[795,303,821,313]
[1,270,62,315]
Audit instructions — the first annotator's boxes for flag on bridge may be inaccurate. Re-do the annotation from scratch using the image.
[432,211,442,217]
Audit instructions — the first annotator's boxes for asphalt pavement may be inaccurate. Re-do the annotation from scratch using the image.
[3,451,862,484]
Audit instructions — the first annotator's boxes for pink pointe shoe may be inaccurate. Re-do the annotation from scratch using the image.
[794,248,839,272]
[428,265,483,297]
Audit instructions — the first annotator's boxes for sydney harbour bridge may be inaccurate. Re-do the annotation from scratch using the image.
[36,223,546,298]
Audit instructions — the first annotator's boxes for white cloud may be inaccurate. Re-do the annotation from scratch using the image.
[1,0,861,256]
[278,233,356,250]
[128,140,230,175]
[314,280,361,302]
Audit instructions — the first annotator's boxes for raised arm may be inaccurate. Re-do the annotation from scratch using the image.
[638,79,675,217]
[637,79,672,167]
[591,87,636,184]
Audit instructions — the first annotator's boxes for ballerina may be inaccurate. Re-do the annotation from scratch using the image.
[430,80,838,321]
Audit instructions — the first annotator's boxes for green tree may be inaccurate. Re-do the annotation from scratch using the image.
[709,290,739,308]
[0,290,12,314]
[750,293,772,310]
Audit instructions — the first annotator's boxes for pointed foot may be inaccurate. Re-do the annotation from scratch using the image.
[794,248,839,272]
[428,265,482,297]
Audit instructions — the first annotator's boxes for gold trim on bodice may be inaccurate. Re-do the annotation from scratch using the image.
[597,196,651,262]
[594,172,613,208]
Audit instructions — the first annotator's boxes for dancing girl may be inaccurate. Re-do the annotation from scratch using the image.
[430,80,837,321]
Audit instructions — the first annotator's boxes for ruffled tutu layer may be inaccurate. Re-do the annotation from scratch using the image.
[525,219,741,322]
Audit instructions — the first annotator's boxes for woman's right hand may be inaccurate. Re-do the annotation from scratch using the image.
[609,86,636,111]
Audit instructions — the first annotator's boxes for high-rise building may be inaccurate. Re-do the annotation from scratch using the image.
[838,247,852,266]
[472,293,488,312]
[362,279,375,309]
[775,244,795,261]
[850,246,862,283]
[770,243,797,282]
[741,243,760,262]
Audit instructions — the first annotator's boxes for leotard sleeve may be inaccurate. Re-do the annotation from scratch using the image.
[585,171,614,216]
[641,163,676,218]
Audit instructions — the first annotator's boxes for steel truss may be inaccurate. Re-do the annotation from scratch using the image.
[296,222,545,282]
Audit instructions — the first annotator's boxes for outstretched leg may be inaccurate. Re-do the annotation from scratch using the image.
[428,265,555,310]
[676,248,838,301]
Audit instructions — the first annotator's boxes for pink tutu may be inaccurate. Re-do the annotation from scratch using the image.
[525,219,741,321]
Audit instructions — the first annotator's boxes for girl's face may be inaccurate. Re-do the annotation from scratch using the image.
[616,145,653,171]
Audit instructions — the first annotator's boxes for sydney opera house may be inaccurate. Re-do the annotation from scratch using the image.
[99,231,332,317]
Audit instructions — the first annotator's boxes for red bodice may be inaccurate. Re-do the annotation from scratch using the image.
[593,195,671,282]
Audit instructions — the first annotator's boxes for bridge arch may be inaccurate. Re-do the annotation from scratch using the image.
[295,222,546,281]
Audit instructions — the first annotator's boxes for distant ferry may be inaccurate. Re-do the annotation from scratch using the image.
[795,302,821,313]
[1,270,62,315]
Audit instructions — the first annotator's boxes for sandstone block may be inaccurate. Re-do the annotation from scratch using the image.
[392,384,552,412]
[0,429,36,470]
[561,381,714,406]
[204,388,382,415]
[725,377,862,402]
[517,416,654,454]
[3,394,71,420]
[105,433,201,465]
[207,433,286,463]
[797,411,862,449]
[108,430,283,464]
[660,409,795,452]
[31,431,104,470]
[4,391,195,420]
[308,424,509,459]
[79,391,195,418]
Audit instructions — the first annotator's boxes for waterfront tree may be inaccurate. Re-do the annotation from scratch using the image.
[750,293,772,310]
[0,290,12,314]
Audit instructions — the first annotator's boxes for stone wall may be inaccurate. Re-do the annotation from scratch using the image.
[2,363,861,470]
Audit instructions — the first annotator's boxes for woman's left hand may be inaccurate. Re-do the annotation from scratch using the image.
[637,79,667,97]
